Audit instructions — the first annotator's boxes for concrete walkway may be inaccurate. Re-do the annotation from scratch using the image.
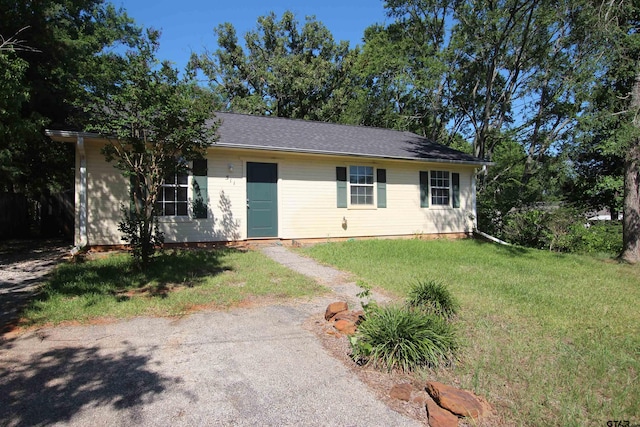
[260,245,391,307]
[1,244,418,427]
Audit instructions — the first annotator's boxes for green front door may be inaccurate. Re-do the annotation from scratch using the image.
[247,162,278,238]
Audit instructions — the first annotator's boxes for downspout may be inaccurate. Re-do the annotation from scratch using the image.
[471,168,479,231]
[472,165,510,246]
[75,135,88,251]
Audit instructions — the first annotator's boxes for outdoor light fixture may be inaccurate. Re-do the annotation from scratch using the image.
[228,163,234,173]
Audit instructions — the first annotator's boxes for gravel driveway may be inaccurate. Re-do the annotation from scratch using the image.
[0,239,69,335]
[0,244,422,426]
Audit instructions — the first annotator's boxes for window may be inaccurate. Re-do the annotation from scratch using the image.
[349,165,374,205]
[420,170,461,208]
[430,170,450,206]
[156,172,189,216]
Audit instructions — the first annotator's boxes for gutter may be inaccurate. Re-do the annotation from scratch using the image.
[213,142,492,167]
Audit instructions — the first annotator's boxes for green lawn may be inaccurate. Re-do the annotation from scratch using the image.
[300,239,640,427]
[23,248,326,326]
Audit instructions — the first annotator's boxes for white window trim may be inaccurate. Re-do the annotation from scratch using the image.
[156,170,191,218]
[348,165,376,208]
[430,170,451,207]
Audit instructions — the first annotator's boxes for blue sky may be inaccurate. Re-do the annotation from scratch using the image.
[115,0,389,70]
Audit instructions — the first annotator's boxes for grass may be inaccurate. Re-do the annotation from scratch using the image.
[300,239,640,426]
[22,248,326,326]
[352,304,457,372]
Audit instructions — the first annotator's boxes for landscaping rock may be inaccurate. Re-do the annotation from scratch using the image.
[425,395,459,427]
[333,310,364,324]
[325,301,348,321]
[390,383,414,402]
[411,390,428,405]
[333,319,357,335]
[426,381,484,419]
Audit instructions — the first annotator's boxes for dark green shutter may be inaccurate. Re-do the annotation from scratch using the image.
[452,172,460,208]
[420,171,429,208]
[377,168,387,208]
[192,159,208,218]
[336,167,347,208]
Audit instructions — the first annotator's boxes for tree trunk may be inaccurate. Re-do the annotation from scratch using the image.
[620,71,640,263]
[620,143,640,263]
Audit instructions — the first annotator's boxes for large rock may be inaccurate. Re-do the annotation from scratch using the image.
[426,381,484,419]
[425,395,459,427]
[333,319,357,335]
[333,310,364,324]
[389,383,414,401]
[325,301,348,321]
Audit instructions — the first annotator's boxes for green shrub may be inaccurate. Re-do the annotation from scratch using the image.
[502,209,550,249]
[351,305,457,372]
[578,221,623,254]
[406,279,459,319]
[501,207,622,255]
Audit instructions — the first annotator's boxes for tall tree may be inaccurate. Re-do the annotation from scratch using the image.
[80,30,217,267]
[578,1,640,262]
[0,0,139,203]
[347,1,455,141]
[364,0,590,227]
[191,11,358,121]
[0,28,40,190]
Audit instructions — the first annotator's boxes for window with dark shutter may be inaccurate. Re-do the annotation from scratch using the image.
[452,172,460,208]
[336,166,347,208]
[420,171,429,208]
[377,168,387,208]
[192,159,208,218]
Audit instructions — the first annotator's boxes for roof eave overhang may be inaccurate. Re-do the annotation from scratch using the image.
[213,142,492,167]
[45,130,493,167]
[45,129,104,142]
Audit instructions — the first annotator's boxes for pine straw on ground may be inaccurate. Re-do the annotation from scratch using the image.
[303,312,500,427]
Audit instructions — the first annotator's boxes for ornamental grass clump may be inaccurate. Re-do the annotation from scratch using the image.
[351,304,457,372]
[406,279,459,320]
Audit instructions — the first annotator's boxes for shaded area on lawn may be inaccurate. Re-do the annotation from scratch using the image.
[44,248,232,299]
[16,247,326,328]
[21,248,234,325]
[0,344,178,426]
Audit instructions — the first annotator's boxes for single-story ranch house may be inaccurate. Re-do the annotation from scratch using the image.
[46,112,489,248]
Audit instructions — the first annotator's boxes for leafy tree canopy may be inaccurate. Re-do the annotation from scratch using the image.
[79,29,218,266]
[0,0,140,198]
[190,11,358,121]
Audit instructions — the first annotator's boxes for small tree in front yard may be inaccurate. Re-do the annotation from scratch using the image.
[80,30,217,267]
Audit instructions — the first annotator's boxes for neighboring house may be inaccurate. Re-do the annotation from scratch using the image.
[587,209,623,221]
[46,112,489,248]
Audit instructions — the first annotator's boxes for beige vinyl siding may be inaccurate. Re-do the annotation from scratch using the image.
[277,155,475,239]
[82,140,128,245]
[80,144,250,245]
[79,144,476,245]
[158,150,247,242]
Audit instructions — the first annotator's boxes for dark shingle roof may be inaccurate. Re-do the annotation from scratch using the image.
[211,112,487,166]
